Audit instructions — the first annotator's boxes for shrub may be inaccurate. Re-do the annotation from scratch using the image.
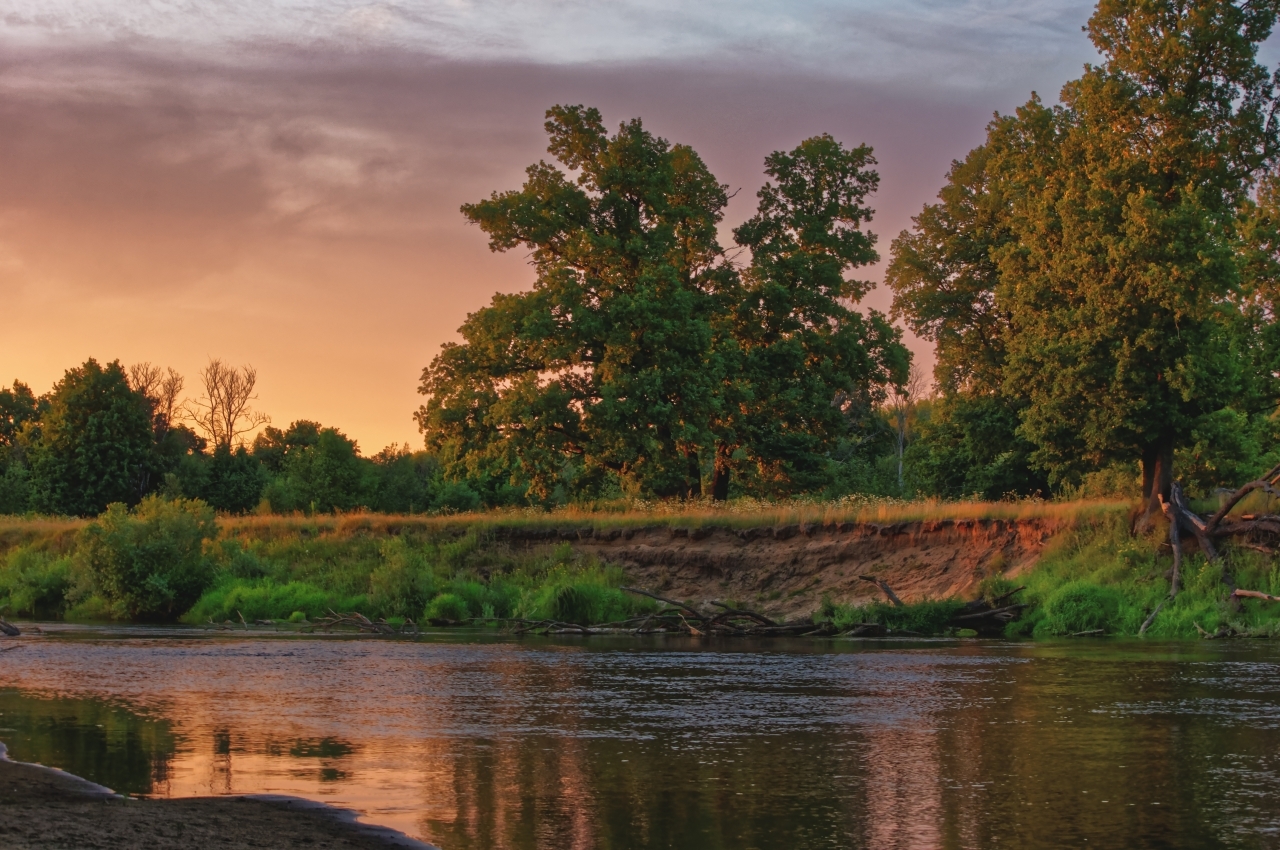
[1037,581,1124,636]
[367,537,435,617]
[424,592,471,621]
[0,547,72,618]
[79,496,217,619]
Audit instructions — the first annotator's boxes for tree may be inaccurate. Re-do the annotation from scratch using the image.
[890,0,1280,514]
[418,105,733,500]
[0,381,41,449]
[887,363,928,493]
[419,107,908,503]
[29,359,155,516]
[185,359,269,449]
[128,363,184,444]
[715,135,909,498]
[262,423,367,514]
[887,143,1014,396]
[0,380,44,514]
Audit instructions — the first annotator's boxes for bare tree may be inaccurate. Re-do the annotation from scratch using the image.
[185,359,270,449]
[128,363,184,443]
[888,362,929,494]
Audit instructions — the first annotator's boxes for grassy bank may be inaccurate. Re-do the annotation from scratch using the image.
[0,497,1275,638]
[818,508,1280,639]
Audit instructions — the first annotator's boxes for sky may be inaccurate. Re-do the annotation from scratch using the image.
[0,0,1107,453]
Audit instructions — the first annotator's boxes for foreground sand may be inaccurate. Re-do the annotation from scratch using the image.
[0,754,432,850]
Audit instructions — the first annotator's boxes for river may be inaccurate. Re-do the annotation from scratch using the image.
[2,628,1279,848]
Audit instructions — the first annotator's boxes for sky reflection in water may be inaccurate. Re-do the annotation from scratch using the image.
[3,632,1280,849]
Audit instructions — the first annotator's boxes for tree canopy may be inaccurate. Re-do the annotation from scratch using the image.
[889,0,1280,508]
[417,107,907,501]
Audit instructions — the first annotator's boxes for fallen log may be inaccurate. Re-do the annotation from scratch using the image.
[1231,589,1280,603]
[1204,462,1280,534]
[951,603,1026,623]
[621,587,707,622]
[0,618,21,637]
[709,601,778,627]
[857,575,904,607]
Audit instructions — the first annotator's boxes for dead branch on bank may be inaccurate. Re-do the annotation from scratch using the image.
[1143,469,1280,635]
[857,575,904,607]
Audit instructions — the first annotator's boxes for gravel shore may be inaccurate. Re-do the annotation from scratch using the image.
[0,749,434,850]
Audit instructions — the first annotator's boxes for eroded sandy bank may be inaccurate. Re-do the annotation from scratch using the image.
[499,517,1064,618]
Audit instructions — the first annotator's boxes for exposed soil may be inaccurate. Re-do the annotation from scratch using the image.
[501,518,1064,619]
[0,752,431,850]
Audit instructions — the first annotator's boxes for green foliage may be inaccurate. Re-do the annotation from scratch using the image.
[720,134,908,498]
[423,593,471,621]
[367,447,441,514]
[197,445,267,514]
[0,547,72,618]
[263,424,368,514]
[906,394,1047,499]
[29,359,156,517]
[889,0,1280,496]
[367,537,436,617]
[183,580,366,623]
[79,496,217,619]
[418,105,906,503]
[819,597,965,634]
[1038,582,1125,636]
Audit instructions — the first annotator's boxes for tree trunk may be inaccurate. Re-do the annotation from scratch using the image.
[1138,436,1174,529]
[711,442,732,502]
[684,450,702,500]
[895,409,907,493]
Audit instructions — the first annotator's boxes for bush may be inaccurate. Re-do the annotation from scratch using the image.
[424,592,471,621]
[79,496,217,619]
[0,547,72,618]
[368,538,435,617]
[1038,581,1124,636]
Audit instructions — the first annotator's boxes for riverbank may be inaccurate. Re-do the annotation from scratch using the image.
[0,745,431,849]
[4,497,1279,638]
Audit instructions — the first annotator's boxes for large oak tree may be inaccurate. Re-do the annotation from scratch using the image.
[418,107,907,501]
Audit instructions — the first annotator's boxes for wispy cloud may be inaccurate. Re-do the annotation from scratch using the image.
[3,0,1100,90]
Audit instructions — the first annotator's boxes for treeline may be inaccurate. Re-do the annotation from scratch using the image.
[0,359,481,517]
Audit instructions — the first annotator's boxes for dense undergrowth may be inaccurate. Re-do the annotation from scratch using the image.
[1,495,1277,638]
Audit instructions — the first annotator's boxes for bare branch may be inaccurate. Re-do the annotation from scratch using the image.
[184,358,270,449]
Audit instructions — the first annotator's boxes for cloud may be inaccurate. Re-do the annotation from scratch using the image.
[2,1,1101,90]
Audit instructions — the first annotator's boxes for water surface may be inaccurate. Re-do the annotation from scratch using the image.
[3,628,1279,849]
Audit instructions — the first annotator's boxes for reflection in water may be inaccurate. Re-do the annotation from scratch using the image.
[4,635,1280,848]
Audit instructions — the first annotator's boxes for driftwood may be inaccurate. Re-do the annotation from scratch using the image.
[0,618,21,637]
[857,575,904,607]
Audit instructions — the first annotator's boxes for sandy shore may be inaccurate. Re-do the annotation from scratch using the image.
[0,747,435,850]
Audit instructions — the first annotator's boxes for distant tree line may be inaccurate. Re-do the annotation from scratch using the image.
[0,358,481,517]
